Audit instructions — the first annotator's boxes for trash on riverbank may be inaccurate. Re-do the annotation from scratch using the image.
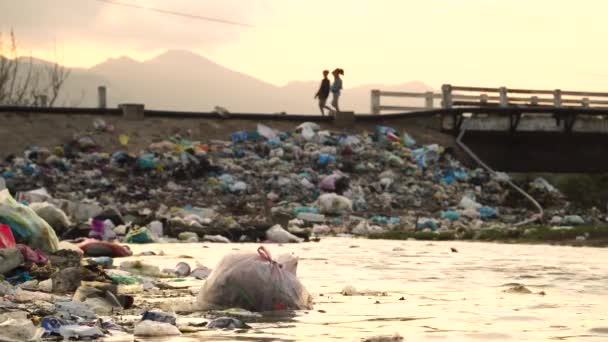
[197,246,313,311]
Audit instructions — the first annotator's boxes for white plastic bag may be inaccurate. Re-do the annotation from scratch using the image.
[317,193,353,215]
[29,202,72,231]
[197,246,313,312]
[257,124,278,140]
[266,225,302,243]
[458,194,482,210]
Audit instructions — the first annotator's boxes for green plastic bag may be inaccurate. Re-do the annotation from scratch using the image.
[0,190,59,253]
[125,226,155,244]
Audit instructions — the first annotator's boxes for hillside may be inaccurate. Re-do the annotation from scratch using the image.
[10,50,435,113]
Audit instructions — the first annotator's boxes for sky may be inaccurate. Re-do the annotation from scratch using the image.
[1,0,608,90]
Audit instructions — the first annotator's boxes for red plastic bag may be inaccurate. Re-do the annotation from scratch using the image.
[0,223,16,248]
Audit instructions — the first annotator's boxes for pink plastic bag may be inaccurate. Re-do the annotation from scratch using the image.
[16,244,48,264]
[0,223,16,248]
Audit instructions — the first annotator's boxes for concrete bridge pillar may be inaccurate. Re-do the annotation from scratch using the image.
[98,86,107,109]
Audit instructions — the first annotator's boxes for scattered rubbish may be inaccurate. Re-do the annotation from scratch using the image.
[503,284,533,294]
[125,226,155,244]
[0,317,45,342]
[134,320,181,337]
[563,215,585,226]
[362,333,404,342]
[207,317,251,330]
[266,224,303,243]
[142,310,177,325]
[172,262,191,277]
[190,266,212,280]
[59,325,105,339]
[55,300,98,319]
[203,234,231,243]
[0,248,24,274]
[76,239,132,257]
[120,260,160,277]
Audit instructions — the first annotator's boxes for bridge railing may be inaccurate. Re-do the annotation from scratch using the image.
[370,85,608,114]
[443,85,608,109]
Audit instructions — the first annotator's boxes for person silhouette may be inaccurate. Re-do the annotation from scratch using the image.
[330,68,344,114]
[314,70,332,115]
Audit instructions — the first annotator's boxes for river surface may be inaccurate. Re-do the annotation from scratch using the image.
[110,237,608,341]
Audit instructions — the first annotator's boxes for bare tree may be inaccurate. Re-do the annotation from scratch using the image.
[44,44,70,107]
[0,30,70,107]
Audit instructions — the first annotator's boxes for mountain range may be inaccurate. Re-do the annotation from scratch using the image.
[39,50,433,113]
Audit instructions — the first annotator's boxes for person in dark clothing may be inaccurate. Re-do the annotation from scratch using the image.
[314,70,332,115]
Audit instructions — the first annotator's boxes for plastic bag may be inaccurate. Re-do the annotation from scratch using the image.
[125,227,154,243]
[266,225,303,243]
[0,223,16,248]
[317,193,353,215]
[257,124,278,140]
[28,202,72,232]
[136,153,157,170]
[0,318,45,342]
[197,246,313,312]
[458,194,482,210]
[89,219,116,241]
[0,189,59,253]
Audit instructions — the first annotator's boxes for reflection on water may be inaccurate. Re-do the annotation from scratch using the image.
[119,238,608,341]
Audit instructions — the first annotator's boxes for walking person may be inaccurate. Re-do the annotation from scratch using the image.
[314,70,332,115]
[330,68,344,113]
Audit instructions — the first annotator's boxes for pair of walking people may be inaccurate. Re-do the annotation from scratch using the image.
[314,68,344,116]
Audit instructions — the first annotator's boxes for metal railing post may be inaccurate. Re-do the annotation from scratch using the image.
[499,87,508,107]
[441,84,453,109]
[553,89,562,107]
[480,94,488,105]
[425,91,434,109]
[371,89,381,114]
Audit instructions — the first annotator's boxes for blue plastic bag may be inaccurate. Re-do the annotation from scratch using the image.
[318,154,336,166]
[478,206,498,219]
[136,153,156,170]
[441,210,461,221]
[231,131,248,143]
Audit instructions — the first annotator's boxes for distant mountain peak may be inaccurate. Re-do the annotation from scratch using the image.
[148,49,216,66]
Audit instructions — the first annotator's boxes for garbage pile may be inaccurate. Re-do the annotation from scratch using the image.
[0,119,599,339]
[0,216,301,339]
[0,120,591,245]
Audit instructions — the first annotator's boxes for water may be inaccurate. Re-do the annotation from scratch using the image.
[116,238,608,341]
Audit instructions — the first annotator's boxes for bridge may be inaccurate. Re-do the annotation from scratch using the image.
[371,85,608,172]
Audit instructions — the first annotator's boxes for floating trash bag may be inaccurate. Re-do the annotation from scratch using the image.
[197,246,313,312]
[0,189,59,253]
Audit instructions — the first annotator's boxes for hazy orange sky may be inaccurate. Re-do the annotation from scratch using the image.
[2,0,608,90]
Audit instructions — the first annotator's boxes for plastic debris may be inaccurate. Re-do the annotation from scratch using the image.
[266,224,303,243]
[0,189,59,253]
[207,317,251,330]
[197,246,313,311]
